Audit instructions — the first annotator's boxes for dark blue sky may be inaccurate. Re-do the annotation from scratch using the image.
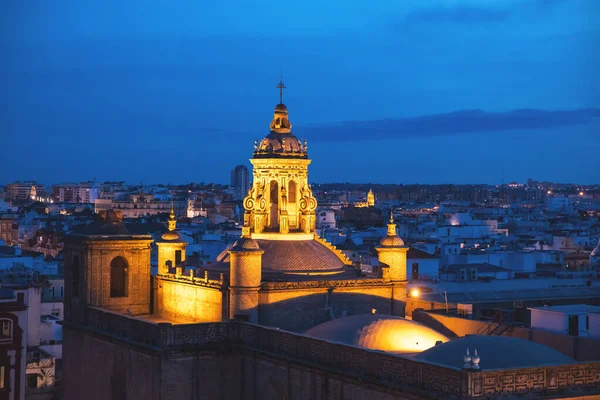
[1,0,599,184]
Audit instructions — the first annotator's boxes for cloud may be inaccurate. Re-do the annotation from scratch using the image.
[299,109,600,142]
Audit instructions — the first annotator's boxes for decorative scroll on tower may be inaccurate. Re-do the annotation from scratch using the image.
[243,78,317,235]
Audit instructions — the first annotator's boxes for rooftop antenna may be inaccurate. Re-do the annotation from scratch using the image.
[276,72,286,104]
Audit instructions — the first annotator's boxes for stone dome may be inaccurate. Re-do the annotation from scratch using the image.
[231,237,261,251]
[216,238,350,275]
[255,131,306,158]
[415,335,574,369]
[305,314,449,354]
[254,103,307,159]
[379,235,405,247]
[160,230,184,242]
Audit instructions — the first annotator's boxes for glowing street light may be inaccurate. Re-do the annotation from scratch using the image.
[411,289,420,298]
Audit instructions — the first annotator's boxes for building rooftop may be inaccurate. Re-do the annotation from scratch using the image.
[529,304,600,314]
[415,335,574,370]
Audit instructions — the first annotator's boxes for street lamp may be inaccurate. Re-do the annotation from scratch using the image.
[411,288,420,298]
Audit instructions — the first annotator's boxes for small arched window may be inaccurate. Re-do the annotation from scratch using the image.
[110,256,128,298]
[72,256,80,298]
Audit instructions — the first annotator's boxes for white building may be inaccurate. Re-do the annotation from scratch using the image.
[529,305,600,338]
[316,208,336,229]
[546,196,573,211]
[406,248,439,281]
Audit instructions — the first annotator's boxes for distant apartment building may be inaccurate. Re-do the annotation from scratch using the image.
[0,270,62,400]
[5,182,45,201]
[0,214,17,245]
[230,165,250,201]
[546,196,573,211]
[94,193,187,218]
[52,181,100,203]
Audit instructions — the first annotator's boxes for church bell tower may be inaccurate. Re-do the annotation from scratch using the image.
[243,77,317,235]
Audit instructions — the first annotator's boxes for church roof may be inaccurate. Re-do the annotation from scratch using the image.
[415,335,574,369]
[305,314,449,354]
[256,239,347,272]
[217,238,349,273]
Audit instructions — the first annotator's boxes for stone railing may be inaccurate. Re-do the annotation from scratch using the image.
[156,270,225,289]
[261,277,388,290]
[314,234,351,264]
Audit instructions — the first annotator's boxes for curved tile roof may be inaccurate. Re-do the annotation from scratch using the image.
[415,335,573,369]
[218,239,349,272]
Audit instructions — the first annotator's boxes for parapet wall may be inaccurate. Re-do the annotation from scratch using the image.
[67,307,600,399]
[154,274,226,322]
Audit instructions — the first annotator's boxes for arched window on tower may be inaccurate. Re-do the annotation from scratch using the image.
[110,256,128,297]
[289,181,297,203]
[72,256,80,298]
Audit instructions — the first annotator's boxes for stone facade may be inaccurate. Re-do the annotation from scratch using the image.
[64,235,153,317]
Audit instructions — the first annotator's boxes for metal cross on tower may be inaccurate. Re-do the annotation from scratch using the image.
[276,75,286,104]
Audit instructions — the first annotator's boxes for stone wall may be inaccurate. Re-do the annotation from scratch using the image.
[63,309,600,399]
[259,280,399,332]
[155,276,226,322]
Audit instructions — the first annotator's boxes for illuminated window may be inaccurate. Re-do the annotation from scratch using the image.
[110,256,128,297]
[0,366,4,389]
[0,320,12,343]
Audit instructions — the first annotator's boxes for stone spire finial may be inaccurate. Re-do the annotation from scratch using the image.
[463,348,472,369]
[168,202,177,231]
[471,349,480,370]
[386,210,397,237]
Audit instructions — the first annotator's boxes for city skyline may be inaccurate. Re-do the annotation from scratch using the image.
[2,0,599,184]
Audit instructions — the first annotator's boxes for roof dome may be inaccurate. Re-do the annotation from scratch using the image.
[380,235,405,247]
[254,103,307,159]
[160,230,185,242]
[415,335,574,369]
[216,238,350,275]
[231,237,261,251]
[305,314,449,354]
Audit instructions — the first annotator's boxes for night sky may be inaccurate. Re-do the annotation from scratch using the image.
[2,0,599,185]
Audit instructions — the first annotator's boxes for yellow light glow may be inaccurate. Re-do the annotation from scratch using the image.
[547,190,552,195]
[580,192,584,196]
[411,289,420,298]
[356,319,449,353]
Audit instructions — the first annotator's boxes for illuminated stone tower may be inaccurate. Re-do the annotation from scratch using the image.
[228,226,264,322]
[63,210,153,318]
[243,77,317,235]
[156,207,187,274]
[367,189,375,207]
[376,212,408,281]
